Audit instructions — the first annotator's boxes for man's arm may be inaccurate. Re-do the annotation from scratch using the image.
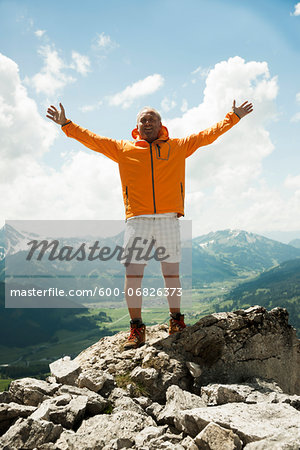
[46,103,120,163]
[181,100,253,158]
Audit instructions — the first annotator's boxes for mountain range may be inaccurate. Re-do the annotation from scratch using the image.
[192,229,300,284]
[1,225,300,288]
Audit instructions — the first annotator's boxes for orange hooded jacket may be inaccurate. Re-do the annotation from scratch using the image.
[62,112,240,219]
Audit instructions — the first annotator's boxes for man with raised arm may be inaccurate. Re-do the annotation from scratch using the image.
[47,100,253,349]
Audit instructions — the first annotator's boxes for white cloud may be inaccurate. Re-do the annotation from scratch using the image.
[292,2,300,15]
[291,112,300,122]
[17,14,34,31]
[26,45,91,95]
[191,66,210,78]
[96,32,112,48]
[161,97,176,112]
[79,101,103,113]
[181,99,188,113]
[0,54,122,226]
[191,66,210,84]
[0,53,56,160]
[1,151,122,225]
[34,29,46,38]
[191,66,203,75]
[108,74,164,109]
[291,92,300,121]
[164,56,292,234]
[71,51,91,75]
[93,32,118,52]
[285,174,300,190]
[27,45,76,95]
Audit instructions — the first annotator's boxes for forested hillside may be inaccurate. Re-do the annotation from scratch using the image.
[0,282,111,347]
[224,259,300,334]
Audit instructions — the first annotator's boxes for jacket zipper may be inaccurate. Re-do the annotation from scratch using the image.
[180,182,184,208]
[149,143,156,213]
[125,186,129,212]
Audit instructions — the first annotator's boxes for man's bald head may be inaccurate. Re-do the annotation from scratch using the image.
[136,107,161,124]
[136,107,162,143]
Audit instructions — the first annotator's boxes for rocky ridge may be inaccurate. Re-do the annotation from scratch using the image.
[0,306,299,449]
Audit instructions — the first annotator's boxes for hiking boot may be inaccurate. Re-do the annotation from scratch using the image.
[169,313,186,335]
[123,320,146,350]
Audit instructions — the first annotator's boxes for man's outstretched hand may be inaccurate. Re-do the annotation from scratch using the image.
[46,103,68,125]
[232,100,253,119]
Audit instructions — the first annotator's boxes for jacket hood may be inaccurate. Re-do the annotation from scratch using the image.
[131,125,169,142]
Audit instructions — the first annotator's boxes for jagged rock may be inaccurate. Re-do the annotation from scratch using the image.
[74,307,300,404]
[134,396,152,409]
[145,401,164,421]
[285,395,300,411]
[57,409,155,449]
[166,306,300,396]
[9,378,60,406]
[30,393,88,429]
[157,385,206,425]
[126,383,136,396]
[134,425,168,448]
[142,347,171,370]
[46,376,58,384]
[108,387,130,404]
[0,417,63,449]
[201,384,253,405]
[1,306,299,449]
[57,384,108,415]
[137,428,184,449]
[30,394,70,421]
[134,425,185,449]
[130,366,159,393]
[195,422,242,449]
[181,436,199,450]
[113,396,149,416]
[74,326,189,403]
[50,429,76,450]
[33,445,57,450]
[244,434,300,449]
[186,361,202,378]
[0,391,14,404]
[49,356,81,385]
[0,402,36,435]
[201,379,300,409]
[245,379,300,410]
[77,369,114,393]
[174,402,300,446]
[103,437,134,449]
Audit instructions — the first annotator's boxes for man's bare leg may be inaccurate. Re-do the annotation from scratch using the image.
[124,263,145,320]
[123,263,146,350]
[161,262,186,334]
[161,262,181,313]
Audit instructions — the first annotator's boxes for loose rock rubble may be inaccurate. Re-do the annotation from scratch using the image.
[0,306,299,449]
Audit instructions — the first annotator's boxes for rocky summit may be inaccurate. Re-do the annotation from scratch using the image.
[0,306,299,449]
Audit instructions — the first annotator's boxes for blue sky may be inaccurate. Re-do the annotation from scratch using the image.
[1,0,300,241]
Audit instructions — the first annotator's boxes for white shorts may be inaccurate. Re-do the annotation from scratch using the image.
[121,215,181,265]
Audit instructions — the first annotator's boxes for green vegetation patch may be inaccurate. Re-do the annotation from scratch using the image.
[0,378,12,392]
[115,372,148,397]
